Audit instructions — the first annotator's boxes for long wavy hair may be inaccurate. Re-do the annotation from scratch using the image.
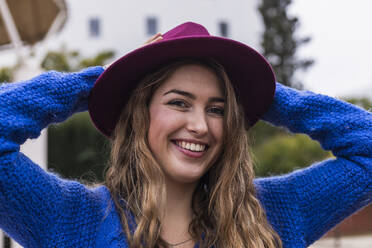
[105,58,282,248]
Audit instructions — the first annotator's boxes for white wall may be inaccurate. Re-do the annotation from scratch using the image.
[45,0,263,60]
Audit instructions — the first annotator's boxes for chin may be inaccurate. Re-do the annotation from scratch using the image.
[167,169,206,185]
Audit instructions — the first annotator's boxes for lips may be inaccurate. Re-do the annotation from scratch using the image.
[171,140,209,158]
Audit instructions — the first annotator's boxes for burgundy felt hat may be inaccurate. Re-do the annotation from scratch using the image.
[89,22,276,137]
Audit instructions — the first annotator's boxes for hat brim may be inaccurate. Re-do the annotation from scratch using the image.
[89,36,275,137]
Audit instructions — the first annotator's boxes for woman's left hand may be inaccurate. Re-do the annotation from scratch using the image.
[143,33,163,46]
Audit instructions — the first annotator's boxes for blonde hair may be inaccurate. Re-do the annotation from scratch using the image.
[105,59,282,247]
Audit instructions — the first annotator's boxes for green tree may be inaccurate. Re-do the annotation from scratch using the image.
[48,112,109,182]
[258,0,314,89]
[250,0,321,177]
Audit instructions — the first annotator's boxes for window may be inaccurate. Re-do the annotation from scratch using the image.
[89,17,101,37]
[219,21,229,37]
[146,17,158,35]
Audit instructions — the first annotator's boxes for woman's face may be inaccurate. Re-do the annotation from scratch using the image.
[148,64,224,184]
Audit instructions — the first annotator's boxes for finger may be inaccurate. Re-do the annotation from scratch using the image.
[145,33,162,44]
[142,34,163,47]
[152,36,163,43]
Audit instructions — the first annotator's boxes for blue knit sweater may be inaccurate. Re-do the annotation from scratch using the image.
[0,67,371,248]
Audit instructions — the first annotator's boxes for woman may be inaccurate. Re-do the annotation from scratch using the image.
[0,22,371,248]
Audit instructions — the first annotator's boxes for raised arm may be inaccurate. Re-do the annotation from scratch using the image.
[0,67,104,246]
[254,83,372,247]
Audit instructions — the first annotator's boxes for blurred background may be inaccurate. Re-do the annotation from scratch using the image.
[0,0,371,247]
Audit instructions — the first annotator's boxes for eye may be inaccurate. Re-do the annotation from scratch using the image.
[167,99,189,108]
[208,106,224,116]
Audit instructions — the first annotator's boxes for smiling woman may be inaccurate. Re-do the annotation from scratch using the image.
[0,22,371,248]
[106,58,280,247]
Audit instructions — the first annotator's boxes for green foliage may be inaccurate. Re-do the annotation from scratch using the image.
[41,48,114,72]
[48,112,109,182]
[343,97,372,111]
[79,51,115,68]
[258,0,314,88]
[249,120,332,177]
[41,51,73,72]
[249,120,286,146]
[0,67,14,83]
[252,130,331,177]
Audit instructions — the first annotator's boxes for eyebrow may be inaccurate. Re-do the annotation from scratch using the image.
[163,89,225,103]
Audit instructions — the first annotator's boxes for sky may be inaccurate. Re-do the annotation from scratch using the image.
[290,0,372,98]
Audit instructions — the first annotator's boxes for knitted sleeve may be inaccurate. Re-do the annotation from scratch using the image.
[255,83,372,247]
[0,67,105,247]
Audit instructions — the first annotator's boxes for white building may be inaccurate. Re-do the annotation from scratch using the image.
[49,0,263,57]
[1,0,264,67]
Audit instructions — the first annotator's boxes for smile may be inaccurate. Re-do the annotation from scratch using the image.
[175,140,206,152]
[171,140,209,158]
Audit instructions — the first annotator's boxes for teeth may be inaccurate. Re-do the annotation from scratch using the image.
[191,143,195,150]
[176,141,206,152]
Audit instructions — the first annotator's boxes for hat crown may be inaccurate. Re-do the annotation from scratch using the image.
[163,22,210,40]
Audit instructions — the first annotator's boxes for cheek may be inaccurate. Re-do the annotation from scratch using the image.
[148,106,163,148]
[148,105,181,148]
[209,119,224,145]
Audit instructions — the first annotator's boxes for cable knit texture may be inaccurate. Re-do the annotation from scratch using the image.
[0,67,371,248]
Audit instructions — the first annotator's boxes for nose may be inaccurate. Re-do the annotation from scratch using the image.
[186,109,208,136]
